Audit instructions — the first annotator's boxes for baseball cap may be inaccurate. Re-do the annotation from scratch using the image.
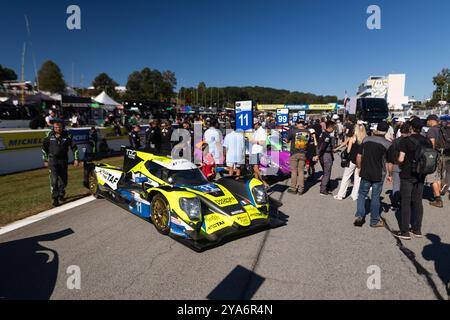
[426,115,439,122]
[357,120,367,125]
[376,121,390,133]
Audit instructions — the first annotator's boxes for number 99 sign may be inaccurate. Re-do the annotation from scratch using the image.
[235,101,253,131]
[276,109,289,126]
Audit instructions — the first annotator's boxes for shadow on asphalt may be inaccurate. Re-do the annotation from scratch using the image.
[422,234,450,298]
[0,229,74,300]
[207,265,265,300]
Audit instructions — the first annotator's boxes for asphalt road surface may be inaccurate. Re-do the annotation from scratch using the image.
[1,162,449,300]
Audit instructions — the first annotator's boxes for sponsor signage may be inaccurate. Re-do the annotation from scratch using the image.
[256,104,285,111]
[308,103,337,111]
[286,104,308,111]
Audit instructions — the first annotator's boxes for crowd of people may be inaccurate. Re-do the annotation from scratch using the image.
[125,111,450,240]
[41,104,450,241]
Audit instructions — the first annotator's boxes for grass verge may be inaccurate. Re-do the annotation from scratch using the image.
[0,156,124,227]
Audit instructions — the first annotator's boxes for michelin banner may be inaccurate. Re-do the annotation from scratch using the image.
[0,127,135,175]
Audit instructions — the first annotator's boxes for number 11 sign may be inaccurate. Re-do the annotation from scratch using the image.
[235,101,253,131]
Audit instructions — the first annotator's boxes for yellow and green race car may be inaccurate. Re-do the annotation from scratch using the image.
[86,148,271,251]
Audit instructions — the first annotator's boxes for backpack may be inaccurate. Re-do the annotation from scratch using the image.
[410,136,440,175]
[440,126,450,155]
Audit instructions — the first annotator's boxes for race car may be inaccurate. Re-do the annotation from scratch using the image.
[85,148,271,251]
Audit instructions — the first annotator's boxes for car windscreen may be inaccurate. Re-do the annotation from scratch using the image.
[168,169,209,186]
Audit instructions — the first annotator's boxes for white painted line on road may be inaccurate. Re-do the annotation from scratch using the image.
[0,196,96,236]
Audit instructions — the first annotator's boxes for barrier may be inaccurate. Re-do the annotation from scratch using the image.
[0,126,148,175]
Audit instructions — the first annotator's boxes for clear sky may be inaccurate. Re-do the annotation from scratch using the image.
[0,0,449,100]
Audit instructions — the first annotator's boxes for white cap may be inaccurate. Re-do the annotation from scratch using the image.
[332,115,339,120]
[308,128,316,134]
[357,120,367,125]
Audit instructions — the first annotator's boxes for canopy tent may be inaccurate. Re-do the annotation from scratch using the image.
[1,93,58,108]
[93,91,122,111]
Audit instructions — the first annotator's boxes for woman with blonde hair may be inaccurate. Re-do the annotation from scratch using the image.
[334,121,367,201]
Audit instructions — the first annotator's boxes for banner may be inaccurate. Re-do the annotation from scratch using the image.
[0,131,48,151]
[286,105,308,111]
[308,103,337,111]
[256,104,285,111]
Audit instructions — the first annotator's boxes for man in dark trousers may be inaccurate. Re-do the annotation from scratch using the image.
[129,125,142,150]
[394,118,433,240]
[42,121,79,207]
[145,119,162,154]
[160,121,173,156]
[316,121,336,196]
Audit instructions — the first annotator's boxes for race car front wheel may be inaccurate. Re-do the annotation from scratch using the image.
[88,170,102,199]
[151,194,170,235]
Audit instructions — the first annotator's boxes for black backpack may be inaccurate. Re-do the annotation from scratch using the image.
[410,136,440,175]
[440,126,450,155]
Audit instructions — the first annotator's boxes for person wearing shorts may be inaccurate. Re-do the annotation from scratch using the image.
[223,125,245,177]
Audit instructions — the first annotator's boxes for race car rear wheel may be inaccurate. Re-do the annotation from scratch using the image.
[88,170,102,199]
[151,194,170,235]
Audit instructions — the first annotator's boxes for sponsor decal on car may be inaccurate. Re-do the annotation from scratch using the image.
[214,197,235,206]
[189,184,222,194]
[207,221,225,231]
[126,149,136,159]
[96,168,122,190]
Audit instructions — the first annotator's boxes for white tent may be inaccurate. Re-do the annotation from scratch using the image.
[93,91,121,111]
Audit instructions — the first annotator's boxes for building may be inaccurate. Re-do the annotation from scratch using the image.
[356,74,409,110]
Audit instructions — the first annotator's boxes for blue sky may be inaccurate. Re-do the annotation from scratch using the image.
[0,0,449,99]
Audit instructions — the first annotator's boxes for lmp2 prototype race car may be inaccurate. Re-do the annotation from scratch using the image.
[85,148,272,251]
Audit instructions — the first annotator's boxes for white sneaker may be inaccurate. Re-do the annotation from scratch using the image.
[334,195,344,201]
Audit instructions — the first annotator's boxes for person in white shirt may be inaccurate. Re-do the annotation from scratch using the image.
[223,123,245,177]
[45,110,57,127]
[204,120,223,165]
[71,113,79,128]
[249,121,268,186]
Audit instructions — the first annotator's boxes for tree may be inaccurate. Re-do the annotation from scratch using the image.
[432,68,450,102]
[92,73,118,97]
[0,65,18,82]
[125,68,177,101]
[38,61,66,94]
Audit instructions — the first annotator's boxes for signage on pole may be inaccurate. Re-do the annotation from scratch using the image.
[235,101,253,131]
[298,111,306,120]
[276,109,289,126]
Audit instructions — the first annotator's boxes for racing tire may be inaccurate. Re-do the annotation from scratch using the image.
[151,194,171,235]
[88,170,102,199]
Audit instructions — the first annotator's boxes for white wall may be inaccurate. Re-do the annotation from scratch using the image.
[387,74,409,110]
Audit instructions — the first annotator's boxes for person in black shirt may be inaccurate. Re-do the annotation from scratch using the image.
[354,121,393,228]
[287,119,310,195]
[317,121,336,195]
[160,121,173,156]
[393,118,433,240]
[129,125,142,149]
[387,122,410,209]
[145,120,162,154]
[42,121,79,207]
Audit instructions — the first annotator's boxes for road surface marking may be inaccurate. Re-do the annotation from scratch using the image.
[0,196,96,236]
